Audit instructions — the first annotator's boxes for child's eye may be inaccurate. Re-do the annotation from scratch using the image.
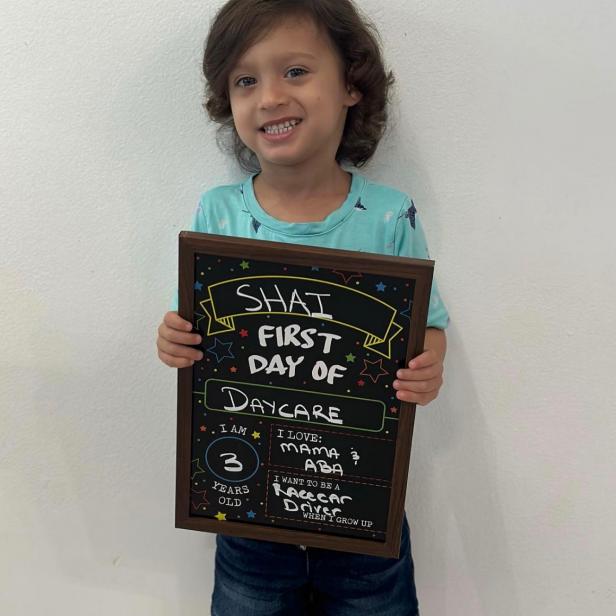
[286,67,307,79]
[235,76,256,88]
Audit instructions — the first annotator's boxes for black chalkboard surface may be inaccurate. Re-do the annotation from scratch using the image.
[176,232,434,558]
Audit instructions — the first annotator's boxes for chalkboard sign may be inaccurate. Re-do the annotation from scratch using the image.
[176,232,434,558]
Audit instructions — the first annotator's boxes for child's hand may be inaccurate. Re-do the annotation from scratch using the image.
[156,311,203,368]
[392,349,444,406]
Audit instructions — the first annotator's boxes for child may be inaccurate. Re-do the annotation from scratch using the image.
[157,1,449,613]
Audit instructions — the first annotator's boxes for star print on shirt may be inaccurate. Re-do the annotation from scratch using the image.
[403,200,417,230]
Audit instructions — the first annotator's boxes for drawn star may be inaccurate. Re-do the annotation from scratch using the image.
[332,270,363,285]
[200,425,207,432]
[357,379,365,387]
[214,512,227,521]
[240,260,250,270]
[252,431,261,440]
[229,366,238,373]
[400,299,413,320]
[345,353,356,363]
[390,406,399,414]
[191,489,210,511]
[194,281,204,292]
[239,329,249,338]
[361,358,390,384]
[376,282,386,292]
[206,338,234,363]
[247,510,257,519]
[191,458,207,480]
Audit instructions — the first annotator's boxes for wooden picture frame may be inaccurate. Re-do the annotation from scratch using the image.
[176,232,434,558]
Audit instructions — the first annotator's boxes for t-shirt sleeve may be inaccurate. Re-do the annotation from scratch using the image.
[393,198,450,329]
[169,198,209,312]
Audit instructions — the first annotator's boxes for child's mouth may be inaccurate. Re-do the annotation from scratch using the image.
[260,119,302,140]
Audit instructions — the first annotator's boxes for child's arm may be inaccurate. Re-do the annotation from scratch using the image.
[156,311,203,368]
[392,327,446,406]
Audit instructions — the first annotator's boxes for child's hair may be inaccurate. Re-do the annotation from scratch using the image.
[202,0,395,172]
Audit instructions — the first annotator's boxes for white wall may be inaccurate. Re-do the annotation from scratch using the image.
[1,0,614,614]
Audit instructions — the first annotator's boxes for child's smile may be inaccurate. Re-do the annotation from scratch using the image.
[228,17,361,172]
[260,118,303,142]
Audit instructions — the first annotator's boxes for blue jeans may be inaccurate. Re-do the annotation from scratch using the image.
[211,516,419,616]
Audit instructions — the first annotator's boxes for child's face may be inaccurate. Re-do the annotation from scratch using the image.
[228,17,361,173]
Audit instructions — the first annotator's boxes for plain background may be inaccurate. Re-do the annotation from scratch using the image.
[1,0,615,614]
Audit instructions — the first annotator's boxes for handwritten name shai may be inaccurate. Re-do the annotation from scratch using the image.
[237,284,333,320]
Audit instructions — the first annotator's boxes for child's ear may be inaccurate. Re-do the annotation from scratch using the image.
[345,85,363,107]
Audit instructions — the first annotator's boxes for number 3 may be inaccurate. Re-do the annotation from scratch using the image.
[220,452,243,473]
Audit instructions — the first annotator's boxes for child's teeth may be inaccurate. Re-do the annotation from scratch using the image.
[265,120,299,134]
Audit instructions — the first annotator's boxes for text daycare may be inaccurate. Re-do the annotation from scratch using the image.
[220,386,344,425]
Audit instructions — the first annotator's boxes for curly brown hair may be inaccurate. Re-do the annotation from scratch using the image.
[203,0,395,172]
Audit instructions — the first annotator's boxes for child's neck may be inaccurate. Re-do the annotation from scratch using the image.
[253,163,351,223]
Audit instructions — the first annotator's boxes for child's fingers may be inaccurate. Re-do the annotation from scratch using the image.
[394,386,439,406]
[157,338,204,362]
[393,376,442,395]
[164,310,195,332]
[158,349,197,369]
[158,322,202,346]
[396,364,441,382]
[407,350,438,370]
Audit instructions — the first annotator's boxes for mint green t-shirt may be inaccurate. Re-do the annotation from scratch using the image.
[172,172,449,329]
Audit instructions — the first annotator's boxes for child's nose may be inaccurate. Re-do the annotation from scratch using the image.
[259,78,288,109]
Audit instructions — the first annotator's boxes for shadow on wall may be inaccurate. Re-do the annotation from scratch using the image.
[408,323,522,616]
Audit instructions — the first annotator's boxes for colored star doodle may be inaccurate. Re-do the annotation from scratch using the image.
[215,512,227,521]
[400,298,413,320]
[247,510,257,520]
[239,329,249,338]
[191,489,210,511]
[332,270,363,284]
[194,281,204,291]
[252,431,261,440]
[360,358,390,384]
[390,406,399,414]
[191,459,207,481]
[345,353,356,363]
[240,260,250,270]
[375,282,386,292]
[206,338,234,363]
